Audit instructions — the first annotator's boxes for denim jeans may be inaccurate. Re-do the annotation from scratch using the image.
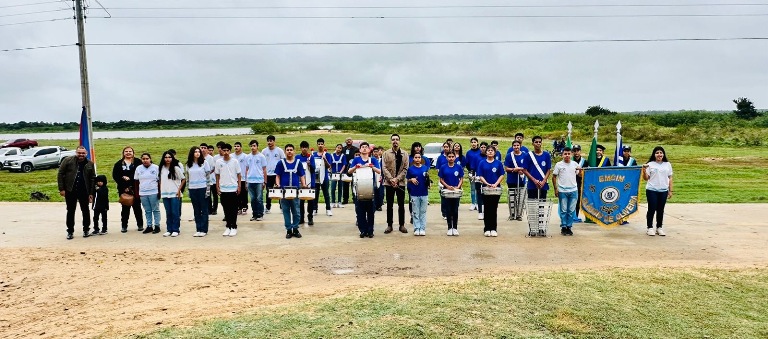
[248,182,264,218]
[189,187,209,233]
[280,198,300,230]
[411,195,428,231]
[646,189,668,228]
[330,180,342,204]
[162,197,182,233]
[140,194,161,227]
[470,179,477,205]
[558,190,577,228]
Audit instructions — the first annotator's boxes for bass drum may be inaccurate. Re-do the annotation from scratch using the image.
[353,167,375,201]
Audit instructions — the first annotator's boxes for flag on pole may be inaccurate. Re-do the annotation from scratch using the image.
[588,121,598,167]
[614,122,624,166]
[79,106,94,161]
[566,121,572,149]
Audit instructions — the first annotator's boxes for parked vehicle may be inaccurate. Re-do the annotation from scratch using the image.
[423,142,443,168]
[1,138,38,149]
[3,146,76,173]
[0,147,22,169]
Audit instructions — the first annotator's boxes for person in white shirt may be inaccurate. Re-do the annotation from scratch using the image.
[232,142,250,215]
[186,146,211,237]
[642,146,673,236]
[245,139,267,221]
[135,152,161,234]
[216,143,242,236]
[261,135,286,213]
[201,143,219,216]
[552,147,581,236]
[159,150,186,237]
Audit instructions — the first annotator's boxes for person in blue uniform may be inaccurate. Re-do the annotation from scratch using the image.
[438,152,464,236]
[476,146,505,237]
[274,144,307,239]
[348,142,381,238]
[406,153,430,236]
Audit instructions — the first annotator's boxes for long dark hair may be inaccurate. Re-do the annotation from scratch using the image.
[186,146,205,168]
[648,146,669,163]
[453,142,464,157]
[410,141,423,157]
[161,150,180,180]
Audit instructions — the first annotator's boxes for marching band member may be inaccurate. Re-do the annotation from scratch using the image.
[504,140,527,221]
[348,142,381,238]
[465,138,482,211]
[476,146,505,237]
[297,141,316,226]
[329,144,346,208]
[274,144,307,239]
[406,153,430,236]
[438,152,464,236]
[643,146,673,237]
[473,142,488,220]
[312,138,333,216]
[523,136,553,236]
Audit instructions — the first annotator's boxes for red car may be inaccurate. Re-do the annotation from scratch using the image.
[1,138,38,149]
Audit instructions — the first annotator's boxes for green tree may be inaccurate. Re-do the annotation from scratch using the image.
[251,120,283,134]
[733,97,759,120]
[585,105,616,117]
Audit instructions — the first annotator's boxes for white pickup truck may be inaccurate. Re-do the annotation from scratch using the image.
[2,146,77,173]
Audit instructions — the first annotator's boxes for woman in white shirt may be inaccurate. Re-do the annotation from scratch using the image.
[642,146,673,236]
[159,150,186,237]
[135,153,161,234]
[186,146,210,237]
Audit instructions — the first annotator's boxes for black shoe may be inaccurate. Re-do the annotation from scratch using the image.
[121,227,128,233]
[299,219,305,225]
[367,233,374,238]
[528,231,537,237]
[83,231,90,238]
[142,227,153,234]
[152,226,161,234]
[286,231,293,239]
[538,229,546,237]
[293,229,302,238]
[66,232,73,240]
[360,232,366,238]
[399,225,408,234]
[100,229,108,235]
[384,226,393,234]
[566,228,574,236]
[90,230,100,236]
[211,211,217,215]
[137,226,144,232]
[308,219,314,226]
[561,228,568,236]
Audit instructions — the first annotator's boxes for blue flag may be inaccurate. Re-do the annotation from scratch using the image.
[79,106,93,160]
[580,166,642,228]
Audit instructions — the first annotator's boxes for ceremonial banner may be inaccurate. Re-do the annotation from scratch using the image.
[580,166,642,229]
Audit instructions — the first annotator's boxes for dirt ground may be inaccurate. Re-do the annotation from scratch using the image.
[1,202,766,338]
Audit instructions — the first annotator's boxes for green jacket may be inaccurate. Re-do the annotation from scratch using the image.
[57,155,96,195]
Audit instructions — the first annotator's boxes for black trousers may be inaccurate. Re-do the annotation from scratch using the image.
[315,180,331,211]
[483,195,501,232]
[474,182,484,213]
[208,184,219,213]
[265,175,277,210]
[444,197,460,229]
[239,181,249,210]
[220,191,238,228]
[385,185,406,227]
[356,199,375,235]
[575,176,582,217]
[93,209,107,231]
[300,199,314,222]
[65,190,90,233]
[343,181,351,204]
[120,195,143,229]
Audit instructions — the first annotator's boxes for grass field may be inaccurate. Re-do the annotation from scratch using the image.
[135,268,768,338]
[1,132,767,203]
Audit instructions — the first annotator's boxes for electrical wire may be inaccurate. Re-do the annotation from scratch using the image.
[0,1,60,9]
[0,17,72,27]
[0,8,70,18]
[102,3,768,10]
[96,13,768,19]
[0,43,75,52]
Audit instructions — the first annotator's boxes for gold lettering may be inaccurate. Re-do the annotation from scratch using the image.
[598,175,625,183]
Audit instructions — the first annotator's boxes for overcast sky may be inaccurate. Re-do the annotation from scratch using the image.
[1,0,767,123]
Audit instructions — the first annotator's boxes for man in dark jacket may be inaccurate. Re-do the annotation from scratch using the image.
[58,146,96,239]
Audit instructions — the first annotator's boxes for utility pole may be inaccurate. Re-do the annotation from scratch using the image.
[75,0,94,160]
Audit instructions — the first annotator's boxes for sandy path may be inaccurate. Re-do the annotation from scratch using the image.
[0,202,766,338]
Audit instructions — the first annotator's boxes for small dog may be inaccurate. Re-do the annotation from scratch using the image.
[30,191,50,201]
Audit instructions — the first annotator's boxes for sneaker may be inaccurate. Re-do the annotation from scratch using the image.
[414,230,420,236]
[193,232,201,237]
[137,226,144,232]
[91,230,100,236]
[339,204,345,208]
[121,227,128,233]
[561,228,568,236]
[447,229,453,236]
[420,229,426,236]
[265,209,271,214]
[286,231,293,239]
[516,217,524,221]
[256,217,263,221]
[200,232,207,237]
[83,231,90,238]
[484,231,491,237]
[308,219,314,226]
[656,228,666,236]
[453,228,459,236]
[313,210,318,216]
[171,232,179,237]
[293,229,302,238]
[490,230,498,237]
[250,217,257,221]
[223,228,232,236]
[478,213,484,220]
[442,216,447,220]
[469,204,475,211]
[326,210,333,216]
[538,229,546,237]
[66,232,73,240]
[99,230,108,235]
[163,232,171,237]
[566,228,573,236]
[229,229,237,236]
[647,228,655,236]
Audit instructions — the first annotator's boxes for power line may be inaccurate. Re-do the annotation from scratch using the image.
[97,13,768,19]
[0,43,75,53]
[0,8,70,18]
[85,37,768,47]
[103,3,768,10]
[0,17,72,27]
[0,1,60,9]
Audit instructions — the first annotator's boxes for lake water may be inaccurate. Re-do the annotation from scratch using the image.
[0,127,253,141]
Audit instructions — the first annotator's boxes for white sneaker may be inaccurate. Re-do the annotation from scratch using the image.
[453,228,459,236]
[656,228,666,236]
[192,232,201,237]
[163,232,171,237]
[469,204,476,211]
[339,204,345,208]
[414,229,419,236]
[200,232,207,237]
[484,231,491,237]
[421,229,426,236]
[171,232,179,237]
[255,217,263,221]
[490,230,498,237]
[443,216,447,220]
[313,211,318,216]
[188,218,194,222]
[265,209,271,214]
[447,229,453,236]
[229,229,237,237]
[478,213,484,220]
[223,228,232,236]
[326,210,333,216]
[647,228,655,236]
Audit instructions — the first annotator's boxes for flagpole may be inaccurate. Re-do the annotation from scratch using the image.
[594,120,599,139]
[615,121,623,166]
[75,0,94,161]
[567,121,572,145]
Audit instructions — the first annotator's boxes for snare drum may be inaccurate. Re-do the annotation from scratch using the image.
[298,188,315,200]
[330,173,341,181]
[282,186,298,200]
[353,167,375,201]
[341,174,353,182]
[268,188,283,200]
[481,186,503,196]
[440,188,463,199]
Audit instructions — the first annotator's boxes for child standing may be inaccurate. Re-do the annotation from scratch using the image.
[91,175,109,235]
